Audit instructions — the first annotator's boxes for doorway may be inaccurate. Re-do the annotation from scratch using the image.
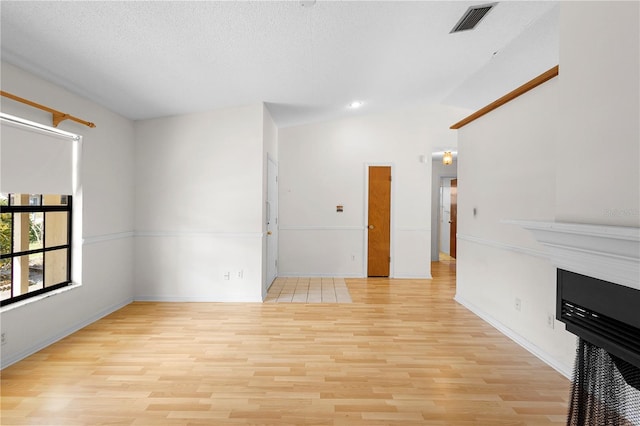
[367,166,391,277]
[266,157,278,291]
[450,178,457,259]
[439,177,457,259]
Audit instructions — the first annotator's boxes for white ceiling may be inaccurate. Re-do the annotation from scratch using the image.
[0,1,558,128]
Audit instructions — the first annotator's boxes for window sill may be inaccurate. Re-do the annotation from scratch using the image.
[0,282,82,313]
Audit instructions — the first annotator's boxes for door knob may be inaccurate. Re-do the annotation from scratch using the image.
[368,225,375,230]
[267,231,272,235]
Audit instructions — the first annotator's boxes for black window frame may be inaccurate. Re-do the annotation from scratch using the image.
[0,194,73,306]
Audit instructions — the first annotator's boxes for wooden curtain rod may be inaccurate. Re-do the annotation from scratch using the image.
[450,65,559,130]
[0,90,96,128]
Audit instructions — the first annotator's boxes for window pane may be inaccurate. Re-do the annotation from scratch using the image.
[12,254,43,296]
[45,212,68,247]
[10,194,40,206]
[13,212,44,252]
[45,249,67,287]
[0,258,10,301]
[29,253,44,291]
[42,194,69,206]
[13,213,30,252]
[1,213,11,255]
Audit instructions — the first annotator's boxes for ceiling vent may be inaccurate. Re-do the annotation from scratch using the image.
[450,3,497,33]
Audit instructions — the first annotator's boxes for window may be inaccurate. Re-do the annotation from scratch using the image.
[1,113,80,307]
[0,193,72,306]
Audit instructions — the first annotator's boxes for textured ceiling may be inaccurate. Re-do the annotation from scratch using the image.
[0,1,558,128]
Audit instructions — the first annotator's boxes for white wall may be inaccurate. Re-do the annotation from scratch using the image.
[456,77,576,376]
[557,1,639,227]
[454,1,640,378]
[278,105,467,278]
[1,62,135,368]
[134,104,265,302]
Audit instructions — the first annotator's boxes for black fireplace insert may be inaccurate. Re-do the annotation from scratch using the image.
[557,269,640,425]
[557,269,640,371]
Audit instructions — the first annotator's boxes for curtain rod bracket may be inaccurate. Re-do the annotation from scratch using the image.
[1,90,96,129]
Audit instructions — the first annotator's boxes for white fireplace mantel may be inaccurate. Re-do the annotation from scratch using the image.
[503,220,640,290]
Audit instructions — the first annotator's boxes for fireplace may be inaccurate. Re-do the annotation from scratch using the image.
[504,220,640,425]
[557,269,640,425]
[557,269,640,369]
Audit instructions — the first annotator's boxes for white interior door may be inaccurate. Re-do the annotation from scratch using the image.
[266,158,278,289]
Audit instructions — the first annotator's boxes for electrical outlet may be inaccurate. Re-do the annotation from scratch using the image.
[224,272,230,280]
[547,313,555,329]
[515,298,521,312]
[237,270,244,279]
[1,332,6,345]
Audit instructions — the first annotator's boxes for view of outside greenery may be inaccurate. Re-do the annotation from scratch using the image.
[0,193,47,300]
[1,194,10,295]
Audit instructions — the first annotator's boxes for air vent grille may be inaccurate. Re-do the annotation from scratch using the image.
[450,3,496,33]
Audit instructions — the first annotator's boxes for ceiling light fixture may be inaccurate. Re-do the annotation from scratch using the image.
[443,151,453,165]
[349,101,363,109]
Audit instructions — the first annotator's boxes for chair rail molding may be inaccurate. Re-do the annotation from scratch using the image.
[503,220,640,290]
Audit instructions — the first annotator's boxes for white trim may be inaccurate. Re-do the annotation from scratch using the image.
[394,274,433,279]
[84,230,263,244]
[134,295,262,303]
[1,297,132,369]
[457,233,548,259]
[83,231,134,245]
[135,231,263,239]
[0,112,80,141]
[279,226,365,231]
[0,282,82,313]
[503,220,640,290]
[278,272,364,278]
[454,293,573,379]
[265,155,279,297]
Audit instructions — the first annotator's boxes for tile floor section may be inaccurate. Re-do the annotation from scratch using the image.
[265,277,352,303]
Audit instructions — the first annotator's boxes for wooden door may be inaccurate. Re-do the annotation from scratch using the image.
[367,166,391,277]
[450,178,457,259]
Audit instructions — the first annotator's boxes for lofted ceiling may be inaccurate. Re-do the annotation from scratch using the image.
[0,1,558,128]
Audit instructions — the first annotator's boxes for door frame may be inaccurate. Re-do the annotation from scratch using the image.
[438,176,457,258]
[363,162,395,278]
[449,178,457,259]
[265,154,278,293]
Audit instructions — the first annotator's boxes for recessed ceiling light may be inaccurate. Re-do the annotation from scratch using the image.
[349,101,363,109]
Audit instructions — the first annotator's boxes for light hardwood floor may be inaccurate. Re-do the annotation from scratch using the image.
[0,261,571,425]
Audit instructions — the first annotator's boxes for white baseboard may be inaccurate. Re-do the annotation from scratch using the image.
[134,295,262,303]
[454,293,573,379]
[277,273,365,278]
[393,274,433,279]
[277,273,432,279]
[1,298,133,370]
